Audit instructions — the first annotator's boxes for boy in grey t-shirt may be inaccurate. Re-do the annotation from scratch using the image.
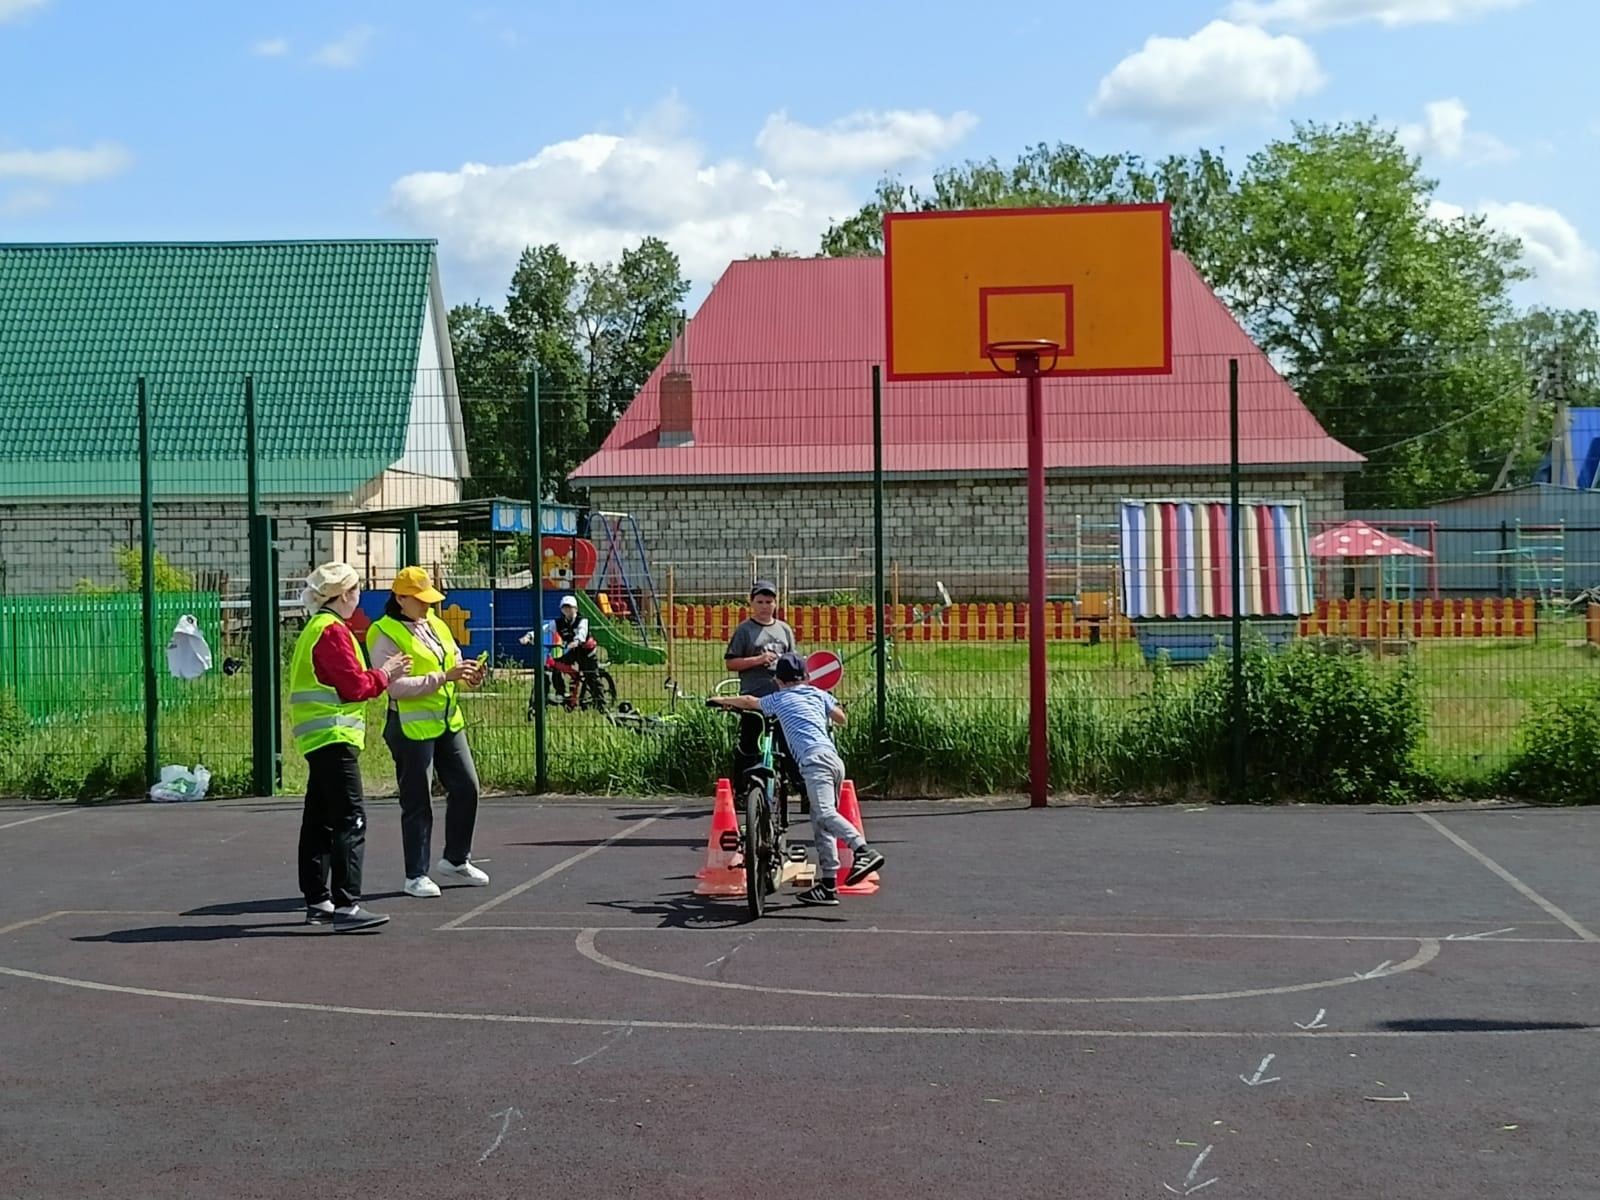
[724,580,796,782]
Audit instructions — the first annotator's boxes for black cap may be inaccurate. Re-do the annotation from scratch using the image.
[774,652,808,682]
[750,579,778,598]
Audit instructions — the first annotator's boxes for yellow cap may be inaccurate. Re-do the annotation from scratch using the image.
[391,565,445,604]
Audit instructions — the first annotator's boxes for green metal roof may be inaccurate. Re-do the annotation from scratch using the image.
[0,239,437,498]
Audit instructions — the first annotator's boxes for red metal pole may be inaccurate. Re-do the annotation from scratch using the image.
[1024,353,1048,808]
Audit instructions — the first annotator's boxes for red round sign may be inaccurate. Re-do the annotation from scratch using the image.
[805,650,843,692]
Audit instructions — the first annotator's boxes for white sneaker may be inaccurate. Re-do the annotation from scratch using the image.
[435,858,489,886]
[404,875,441,899]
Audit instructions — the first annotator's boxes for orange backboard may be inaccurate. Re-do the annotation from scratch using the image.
[883,204,1173,381]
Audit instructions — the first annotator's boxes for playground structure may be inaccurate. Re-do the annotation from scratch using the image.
[304,498,666,671]
[1474,520,1567,605]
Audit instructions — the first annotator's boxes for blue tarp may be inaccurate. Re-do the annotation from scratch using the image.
[1534,408,1600,489]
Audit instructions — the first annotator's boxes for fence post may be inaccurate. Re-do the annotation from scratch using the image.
[1228,358,1245,800]
[871,365,887,757]
[527,364,548,794]
[403,513,421,566]
[245,375,280,796]
[137,375,159,791]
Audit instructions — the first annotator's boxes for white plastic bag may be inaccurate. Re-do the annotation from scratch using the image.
[166,614,213,680]
[149,764,212,803]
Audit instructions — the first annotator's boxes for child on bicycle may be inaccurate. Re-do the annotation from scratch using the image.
[709,652,885,906]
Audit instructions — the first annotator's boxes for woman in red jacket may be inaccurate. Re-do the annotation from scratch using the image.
[290,562,410,932]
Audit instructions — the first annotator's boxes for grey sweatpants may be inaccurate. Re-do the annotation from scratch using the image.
[799,748,864,878]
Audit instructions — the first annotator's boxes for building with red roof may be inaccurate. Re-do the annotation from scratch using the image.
[571,253,1359,602]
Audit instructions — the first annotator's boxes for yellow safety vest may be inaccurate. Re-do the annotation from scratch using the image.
[367,612,466,741]
[288,611,368,756]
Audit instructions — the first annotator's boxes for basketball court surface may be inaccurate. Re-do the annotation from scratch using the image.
[3,796,1598,1199]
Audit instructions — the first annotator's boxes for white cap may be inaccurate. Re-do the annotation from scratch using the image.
[300,562,358,611]
[559,594,578,609]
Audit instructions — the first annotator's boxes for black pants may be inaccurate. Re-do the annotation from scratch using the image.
[298,743,366,908]
[384,709,481,880]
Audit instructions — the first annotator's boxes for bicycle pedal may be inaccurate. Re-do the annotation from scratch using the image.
[718,830,741,852]
[785,845,808,863]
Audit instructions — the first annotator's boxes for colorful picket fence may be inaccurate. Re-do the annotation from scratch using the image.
[667,597,1539,644]
[1120,500,1313,619]
[1305,598,1538,640]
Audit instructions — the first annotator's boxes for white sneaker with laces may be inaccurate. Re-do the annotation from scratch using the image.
[436,858,490,886]
[404,875,442,898]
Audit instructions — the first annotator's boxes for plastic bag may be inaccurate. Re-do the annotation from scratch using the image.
[149,763,212,803]
[166,614,213,680]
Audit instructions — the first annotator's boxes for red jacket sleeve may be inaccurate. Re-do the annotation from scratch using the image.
[311,622,390,703]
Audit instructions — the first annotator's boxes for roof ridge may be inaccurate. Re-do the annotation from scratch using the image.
[0,238,437,250]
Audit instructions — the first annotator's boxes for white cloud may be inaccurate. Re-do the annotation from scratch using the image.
[389,100,977,297]
[0,187,51,216]
[0,0,48,24]
[312,25,374,68]
[1398,98,1515,164]
[0,142,131,184]
[1434,197,1600,308]
[1090,20,1325,132]
[755,109,977,176]
[1226,0,1527,29]
[252,37,289,57]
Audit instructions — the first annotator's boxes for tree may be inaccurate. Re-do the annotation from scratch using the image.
[447,302,525,500]
[1492,307,1600,488]
[1218,122,1528,506]
[449,239,689,505]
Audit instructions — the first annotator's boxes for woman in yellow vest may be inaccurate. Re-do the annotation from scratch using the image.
[290,562,411,932]
[367,566,489,899]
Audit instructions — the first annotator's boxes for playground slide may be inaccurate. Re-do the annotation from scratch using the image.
[574,590,666,666]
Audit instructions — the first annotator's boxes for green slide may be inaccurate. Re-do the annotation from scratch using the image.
[575,590,666,666]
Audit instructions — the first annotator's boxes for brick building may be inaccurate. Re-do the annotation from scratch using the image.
[570,254,1361,602]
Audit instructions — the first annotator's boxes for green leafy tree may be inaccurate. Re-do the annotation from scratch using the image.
[449,239,688,505]
[1218,122,1528,506]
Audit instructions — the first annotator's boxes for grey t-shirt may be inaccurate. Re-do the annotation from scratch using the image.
[724,617,796,697]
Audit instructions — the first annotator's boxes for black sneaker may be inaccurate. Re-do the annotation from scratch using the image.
[332,905,389,933]
[796,883,839,907]
[844,845,885,888]
[305,903,335,927]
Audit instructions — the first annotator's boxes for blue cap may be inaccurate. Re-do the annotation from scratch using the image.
[774,652,808,682]
[750,579,778,598]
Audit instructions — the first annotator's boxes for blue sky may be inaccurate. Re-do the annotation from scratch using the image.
[1,0,1593,312]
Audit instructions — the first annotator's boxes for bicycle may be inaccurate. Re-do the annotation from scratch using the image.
[520,624,617,719]
[707,703,806,919]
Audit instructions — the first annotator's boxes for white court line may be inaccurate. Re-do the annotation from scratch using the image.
[573,928,1442,1005]
[451,924,1590,945]
[1417,813,1599,942]
[0,809,76,832]
[436,807,679,931]
[2,961,1592,1040]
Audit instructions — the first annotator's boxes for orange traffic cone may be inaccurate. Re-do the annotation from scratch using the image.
[835,779,879,895]
[695,778,745,896]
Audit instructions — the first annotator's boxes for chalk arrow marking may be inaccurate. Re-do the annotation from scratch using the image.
[1239,1054,1281,1087]
[1294,1008,1327,1031]
[1354,960,1394,980]
[1163,1144,1218,1195]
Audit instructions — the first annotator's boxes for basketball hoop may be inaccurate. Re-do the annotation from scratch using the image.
[985,339,1061,377]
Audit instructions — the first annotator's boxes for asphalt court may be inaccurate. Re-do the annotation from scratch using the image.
[2,797,1597,1199]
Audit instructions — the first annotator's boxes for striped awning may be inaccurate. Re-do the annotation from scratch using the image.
[1120,500,1313,619]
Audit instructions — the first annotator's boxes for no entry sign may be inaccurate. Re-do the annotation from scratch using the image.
[805,650,842,692]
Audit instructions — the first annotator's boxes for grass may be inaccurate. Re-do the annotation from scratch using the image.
[3,615,1597,801]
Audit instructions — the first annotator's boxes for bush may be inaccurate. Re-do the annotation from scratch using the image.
[1499,682,1600,805]
[1183,638,1425,803]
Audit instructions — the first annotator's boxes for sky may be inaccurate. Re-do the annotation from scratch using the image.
[1,0,1595,314]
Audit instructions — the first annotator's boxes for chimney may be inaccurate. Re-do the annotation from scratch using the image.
[658,311,693,447]
[658,370,693,447]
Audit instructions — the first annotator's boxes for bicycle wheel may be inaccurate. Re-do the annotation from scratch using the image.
[743,784,766,920]
[583,669,619,713]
